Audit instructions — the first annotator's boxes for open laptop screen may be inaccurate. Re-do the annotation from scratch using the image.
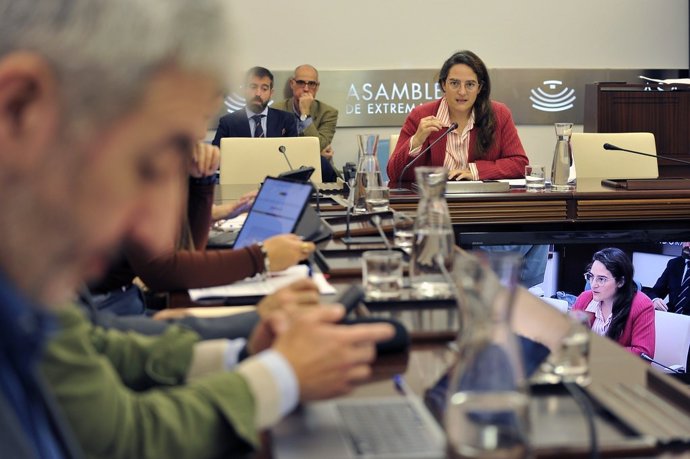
[233,177,312,249]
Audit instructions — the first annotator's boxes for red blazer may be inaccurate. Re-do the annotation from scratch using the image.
[572,290,656,358]
[387,99,528,183]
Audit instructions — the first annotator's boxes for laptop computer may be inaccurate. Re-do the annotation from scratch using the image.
[209,177,313,249]
[219,137,322,185]
[273,392,446,459]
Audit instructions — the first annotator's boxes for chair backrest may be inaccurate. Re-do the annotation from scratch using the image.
[219,137,321,185]
[654,310,690,369]
[570,132,658,179]
[390,134,400,152]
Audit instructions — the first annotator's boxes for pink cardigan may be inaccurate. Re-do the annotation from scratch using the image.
[572,290,655,357]
[387,99,528,183]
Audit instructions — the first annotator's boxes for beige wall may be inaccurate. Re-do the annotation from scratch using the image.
[218,0,689,174]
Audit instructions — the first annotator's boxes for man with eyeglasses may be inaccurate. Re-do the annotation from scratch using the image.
[273,64,339,182]
[212,66,297,145]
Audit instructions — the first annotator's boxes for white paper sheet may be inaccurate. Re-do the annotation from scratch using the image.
[188,265,335,302]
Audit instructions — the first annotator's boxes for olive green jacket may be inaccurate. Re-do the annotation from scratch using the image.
[41,306,258,459]
[272,98,338,151]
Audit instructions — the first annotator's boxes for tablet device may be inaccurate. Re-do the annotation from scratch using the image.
[233,177,313,249]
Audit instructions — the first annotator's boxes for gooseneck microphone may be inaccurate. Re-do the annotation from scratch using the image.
[394,123,459,191]
[603,143,690,166]
[640,352,685,374]
[370,215,392,251]
[279,144,321,212]
[278,145,295,170]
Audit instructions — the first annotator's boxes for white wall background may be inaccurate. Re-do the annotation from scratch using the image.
[218,0,689,173]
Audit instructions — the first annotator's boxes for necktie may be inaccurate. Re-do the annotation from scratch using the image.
[252,114,265,138]
[675,262,690,315]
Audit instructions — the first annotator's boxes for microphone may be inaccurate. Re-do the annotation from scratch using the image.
[278,145,295,170]
[640,352,685,374]
[394,123,459,191]
[603,143,690,167]
[370,215,392,251]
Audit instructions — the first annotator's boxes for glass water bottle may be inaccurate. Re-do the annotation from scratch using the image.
[445,252,531,459]
[551,122,573,191]
[410,167,455,298]
[352,134,384,214]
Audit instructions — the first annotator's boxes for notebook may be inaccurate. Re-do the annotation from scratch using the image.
[273,392,446,459]
[232,177,312,249]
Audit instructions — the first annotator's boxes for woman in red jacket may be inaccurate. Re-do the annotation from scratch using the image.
[387,50,528,184]
[572,247,655,357]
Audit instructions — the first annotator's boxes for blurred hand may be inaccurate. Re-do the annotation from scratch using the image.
[652,298,668,312]
[298,93,314,116]
[211,190,258,221]
[448,168,473,181]
[190,142,220,178]
[320,144,334,160]
[273,306,395,401]
[410,116,444,150]
[247,279,321,355]
[263,234,315,272]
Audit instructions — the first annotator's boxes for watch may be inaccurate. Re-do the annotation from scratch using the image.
[299,113,310,122]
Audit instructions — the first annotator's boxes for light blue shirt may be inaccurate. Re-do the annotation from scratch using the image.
[224,339,299,418]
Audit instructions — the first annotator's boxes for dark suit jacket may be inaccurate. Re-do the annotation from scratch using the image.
[648,256,688,313]
[211,107,297,146]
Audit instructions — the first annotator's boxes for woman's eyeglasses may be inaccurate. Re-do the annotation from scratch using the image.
[583,272,612,285]
[445,79,480,92]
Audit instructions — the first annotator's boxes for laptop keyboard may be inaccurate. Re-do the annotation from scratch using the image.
[336,400,439,456]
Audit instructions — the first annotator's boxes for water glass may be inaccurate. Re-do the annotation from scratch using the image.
[525,165,545,191]
[362,250,403,299]
[393,212,414,249]
[365,186,390,212]
[549,310,591,385]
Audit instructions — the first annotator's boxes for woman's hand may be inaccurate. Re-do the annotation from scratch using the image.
[190,142,220,178]
[263,234,315,272]
[448,168,474,181]
[410,116,444,150]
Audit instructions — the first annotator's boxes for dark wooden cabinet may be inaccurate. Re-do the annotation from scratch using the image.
[584,83,690,177]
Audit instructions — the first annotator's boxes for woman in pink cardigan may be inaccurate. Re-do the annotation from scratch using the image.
[572,248,655,357]
[387,50,528,184]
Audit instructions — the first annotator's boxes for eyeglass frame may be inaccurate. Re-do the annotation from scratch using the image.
[583,272,613,286]
[444,78,480,92]
[292,78,320,89]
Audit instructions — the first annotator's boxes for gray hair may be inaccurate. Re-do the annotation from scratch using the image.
[0,0,235,133]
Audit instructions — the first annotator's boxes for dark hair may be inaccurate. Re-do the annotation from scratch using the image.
[590,248,636,341]
[245,66,274,88]
[438,50,494,157]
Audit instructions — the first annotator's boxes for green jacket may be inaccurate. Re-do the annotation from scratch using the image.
[272,98,338,151]
[40,306,258,459]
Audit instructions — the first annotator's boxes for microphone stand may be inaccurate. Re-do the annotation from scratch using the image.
[392,123,458,192]
[370,215,392,251]
[344,178,355,242]
[603,143,690,167]
[640,352,685,374]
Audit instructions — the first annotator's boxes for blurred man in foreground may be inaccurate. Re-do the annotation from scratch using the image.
[0,1,392,458]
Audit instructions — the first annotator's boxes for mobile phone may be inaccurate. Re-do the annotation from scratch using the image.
[335,285,365,318]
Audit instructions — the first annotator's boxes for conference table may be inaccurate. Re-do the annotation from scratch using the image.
[204,180,690,457]
[216,178,690,246]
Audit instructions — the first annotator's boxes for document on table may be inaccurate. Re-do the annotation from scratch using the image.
[188,265,336,302]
